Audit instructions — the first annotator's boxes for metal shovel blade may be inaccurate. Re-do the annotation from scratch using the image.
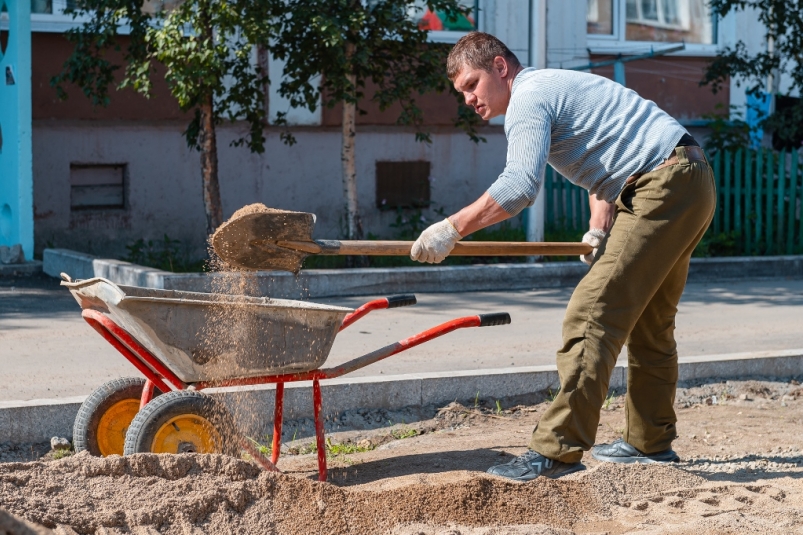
[211,206,316,273]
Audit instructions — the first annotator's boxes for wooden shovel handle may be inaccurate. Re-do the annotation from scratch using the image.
[277,240,592,256]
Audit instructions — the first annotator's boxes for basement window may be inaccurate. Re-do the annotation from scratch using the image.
[376,161,431,209]
[70,164,126,210]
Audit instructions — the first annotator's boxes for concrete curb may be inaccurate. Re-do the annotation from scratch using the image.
[43,248,803,298]
[42,249,167,287]
[0,261,42,277]
[3,349,801,444]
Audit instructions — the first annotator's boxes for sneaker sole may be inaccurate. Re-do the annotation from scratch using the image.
[591,452,680,464]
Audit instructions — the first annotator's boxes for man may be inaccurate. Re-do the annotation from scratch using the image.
[410,32,716,480]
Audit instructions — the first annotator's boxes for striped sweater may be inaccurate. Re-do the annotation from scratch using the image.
[487,68,688,215]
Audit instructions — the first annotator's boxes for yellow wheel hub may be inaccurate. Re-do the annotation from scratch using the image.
[97,399,140,457]
[150,414,223,454]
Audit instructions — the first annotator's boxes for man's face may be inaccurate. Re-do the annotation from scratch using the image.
[452,57,512,120]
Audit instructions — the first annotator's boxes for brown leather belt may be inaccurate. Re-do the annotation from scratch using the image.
[626,145,707,184]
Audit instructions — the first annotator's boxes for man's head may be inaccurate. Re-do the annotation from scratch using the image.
[447,32,522,120]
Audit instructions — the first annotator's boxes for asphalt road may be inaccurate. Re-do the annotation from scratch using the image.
[1,273,802,402]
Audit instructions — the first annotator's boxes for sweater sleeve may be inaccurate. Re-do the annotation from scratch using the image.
[486,92,552,216]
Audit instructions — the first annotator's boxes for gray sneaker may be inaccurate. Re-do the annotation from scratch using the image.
[592,438,679,464]
[486,450,585,481]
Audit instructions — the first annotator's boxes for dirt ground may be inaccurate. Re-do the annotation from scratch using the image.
[2,378,803,534]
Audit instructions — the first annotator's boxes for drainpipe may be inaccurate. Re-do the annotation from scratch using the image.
[525,0,547,258]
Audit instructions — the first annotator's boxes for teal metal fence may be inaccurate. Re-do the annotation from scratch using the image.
[543,166,589,234]
[543,150,803,255]
[709,148,802,255]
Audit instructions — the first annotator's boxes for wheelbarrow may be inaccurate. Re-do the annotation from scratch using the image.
[61,274,511,481]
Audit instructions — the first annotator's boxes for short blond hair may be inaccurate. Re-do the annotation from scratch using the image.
[446,32,521,81]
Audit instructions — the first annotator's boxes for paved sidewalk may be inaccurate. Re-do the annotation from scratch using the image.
[1,273,802,402]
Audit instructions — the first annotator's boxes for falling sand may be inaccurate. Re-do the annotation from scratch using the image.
[194,203,334,449]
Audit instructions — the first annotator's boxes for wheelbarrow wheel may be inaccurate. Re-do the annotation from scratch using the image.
[73,377,161,457]
[123,390,240,457]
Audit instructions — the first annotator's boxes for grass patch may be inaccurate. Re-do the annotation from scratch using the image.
[391,427,418,440]
[288,437,375,456]
[50,449,74,460]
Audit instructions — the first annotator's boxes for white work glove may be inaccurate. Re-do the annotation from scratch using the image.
[580,228,607,266]
[410,219,462,264]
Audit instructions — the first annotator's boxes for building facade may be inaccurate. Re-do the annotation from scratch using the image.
[12,0,784,259]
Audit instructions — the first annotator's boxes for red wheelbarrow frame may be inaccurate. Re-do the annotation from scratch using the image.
[81,295,510,482]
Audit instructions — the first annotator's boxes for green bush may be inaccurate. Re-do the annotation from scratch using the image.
[692,230,743,258]
[124,235,206,273]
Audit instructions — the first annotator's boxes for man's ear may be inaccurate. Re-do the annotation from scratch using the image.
[494,56,508,77]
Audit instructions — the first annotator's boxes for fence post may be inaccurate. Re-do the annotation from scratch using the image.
[777,151,786,254]
[724,149,732,234]
[765,151,774,254]
[744,150,753,255]
[792,150,801,254]
[545,166,553,230]
[580,189,590,232]
[557,170,569,228]
[734,149,743,241]
[755,149,763,251]
[713,151,722,234]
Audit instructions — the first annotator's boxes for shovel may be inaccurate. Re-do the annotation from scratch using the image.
[211,205,592,273]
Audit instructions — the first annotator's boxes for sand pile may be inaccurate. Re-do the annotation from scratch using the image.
[1,451,773,535]
[4,380,803,533]
[0,509,52,535]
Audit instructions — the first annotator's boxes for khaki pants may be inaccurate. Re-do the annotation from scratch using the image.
[529,146,717,464]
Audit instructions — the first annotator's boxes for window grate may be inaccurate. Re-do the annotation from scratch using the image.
[375,161,431,209]
[70,164,126,210]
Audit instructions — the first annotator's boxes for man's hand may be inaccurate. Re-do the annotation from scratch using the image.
[411,219,462,264]
[580,228,607,266]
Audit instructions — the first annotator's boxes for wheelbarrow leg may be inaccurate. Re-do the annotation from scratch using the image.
[313,379,327,482]
[271,383,284,466]
[139,379,157,409]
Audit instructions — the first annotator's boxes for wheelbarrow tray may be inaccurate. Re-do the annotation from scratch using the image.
[63,278,352,383]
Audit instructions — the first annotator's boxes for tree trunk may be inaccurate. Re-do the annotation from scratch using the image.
[199,93,223,236]
[341,43,362,242]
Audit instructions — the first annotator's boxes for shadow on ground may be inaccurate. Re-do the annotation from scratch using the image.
[322,448,507,486]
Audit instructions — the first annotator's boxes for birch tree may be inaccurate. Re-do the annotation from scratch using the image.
[266,0,481,240]
[52,0,272,236]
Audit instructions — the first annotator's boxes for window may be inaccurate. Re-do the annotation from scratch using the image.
[29,0,91,33]
[70,164,126,211]
[376,161,431,209]
[32,0,75,15]
[587,0,614,35]
[625,0,714,44]
[588,0,717,50]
